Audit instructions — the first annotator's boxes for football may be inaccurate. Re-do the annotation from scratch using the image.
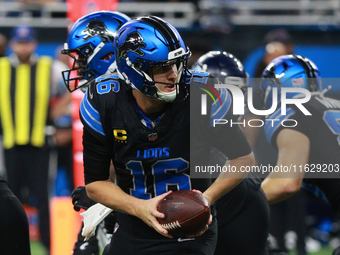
[157,190,211,237]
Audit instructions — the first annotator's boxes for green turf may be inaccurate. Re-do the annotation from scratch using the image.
[289,247,334,255]
[30,241,47,255]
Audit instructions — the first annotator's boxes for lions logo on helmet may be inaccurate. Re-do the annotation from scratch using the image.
[82,20,115,43]
[117,31,146,61]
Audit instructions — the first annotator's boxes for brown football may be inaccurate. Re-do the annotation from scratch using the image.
[157,190,210,237]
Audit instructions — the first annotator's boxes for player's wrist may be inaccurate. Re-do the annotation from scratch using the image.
[127,196,145,218]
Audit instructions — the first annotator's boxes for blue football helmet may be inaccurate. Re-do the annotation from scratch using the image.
[62,11,130,92]
[114,16,191,102]
[260,54,322,110]
[192,51,248,88]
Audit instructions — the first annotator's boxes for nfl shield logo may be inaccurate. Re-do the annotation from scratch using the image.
[148,133,158,141]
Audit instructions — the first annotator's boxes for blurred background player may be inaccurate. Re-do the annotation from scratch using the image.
[259,54,340,255]
[192,51,270,255]
[0,24,68,254]
[61,10,130,255]
[246,29,307,255]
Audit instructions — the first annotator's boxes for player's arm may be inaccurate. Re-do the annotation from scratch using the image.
[86,179,172,235]
[261,128,309,204]
[82,127,172,238]
[203,151,255,205]
[203,85,255,205]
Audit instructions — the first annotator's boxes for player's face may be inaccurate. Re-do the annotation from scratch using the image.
[73,54,87,77]
[152,64,178,93]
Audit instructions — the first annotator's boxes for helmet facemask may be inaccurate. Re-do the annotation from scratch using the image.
[61,44,95,92]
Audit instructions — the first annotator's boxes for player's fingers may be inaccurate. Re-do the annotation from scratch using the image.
[207,214,212,225]
[73,202,80,211]
[156,190,172,203]
[150,217,173,238]
[192,189,203,195]
[153,191,172,218]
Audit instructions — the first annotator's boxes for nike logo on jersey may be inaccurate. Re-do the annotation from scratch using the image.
[177,238,195,242]
[136,147,169,159]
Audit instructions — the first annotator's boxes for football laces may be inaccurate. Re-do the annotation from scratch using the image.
[161,221,181,230]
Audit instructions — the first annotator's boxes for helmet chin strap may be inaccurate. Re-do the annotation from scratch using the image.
[155,85,177,102]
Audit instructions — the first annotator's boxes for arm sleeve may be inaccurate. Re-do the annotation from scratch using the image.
[83,127,112,184]
[80,82,114,184]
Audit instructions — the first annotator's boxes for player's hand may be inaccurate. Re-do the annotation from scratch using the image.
[187,214,212,238]
[71,186,96,211]
[134,191,173,239]
[185,189,212,238]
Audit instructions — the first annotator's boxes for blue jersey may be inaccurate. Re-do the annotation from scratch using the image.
[80,72,251,199]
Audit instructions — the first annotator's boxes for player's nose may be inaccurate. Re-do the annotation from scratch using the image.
[167,64,178,82]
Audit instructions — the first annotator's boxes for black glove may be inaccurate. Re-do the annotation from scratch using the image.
[71,186,96,211]
[104,211,117,234]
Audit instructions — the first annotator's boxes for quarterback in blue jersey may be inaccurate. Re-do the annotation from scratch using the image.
[81,16,254,255]
[193,51,270,255]
[260,55,340,222]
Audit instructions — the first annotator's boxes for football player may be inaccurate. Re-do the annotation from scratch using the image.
[259,54,340,253]
[81,16,254,255]
[192,51,270,255]
[61,10,130,255]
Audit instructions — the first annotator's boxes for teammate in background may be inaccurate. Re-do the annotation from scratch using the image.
[247,29,307,255]
[192,51,269,255]
[61,10,130,255]
[62,11,130,93]
[82,16,254,255]
[259,54,340,254]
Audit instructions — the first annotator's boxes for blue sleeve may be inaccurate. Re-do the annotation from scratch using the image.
[80,89,105,136]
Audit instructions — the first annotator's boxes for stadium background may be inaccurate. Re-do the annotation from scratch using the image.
[0,0,340,254]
